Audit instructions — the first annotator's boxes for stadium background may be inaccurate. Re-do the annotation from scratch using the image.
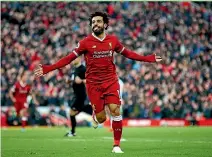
[1,2,212,127]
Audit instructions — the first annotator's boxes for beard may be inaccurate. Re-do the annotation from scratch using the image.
[92,26,104,36]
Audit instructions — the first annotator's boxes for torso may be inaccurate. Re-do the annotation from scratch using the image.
[13,81,31,103]
[83,34,118,84]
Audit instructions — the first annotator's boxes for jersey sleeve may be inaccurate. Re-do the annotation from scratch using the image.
[73,39,87,57]
[42,39,87,74]
[114,36,125,54]
[11,82,18,93]
[114,36,156,62]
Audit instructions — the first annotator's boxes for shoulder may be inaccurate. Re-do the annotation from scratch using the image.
[81,35,93,43]
[14,81,20,87]
[11,82,19,91]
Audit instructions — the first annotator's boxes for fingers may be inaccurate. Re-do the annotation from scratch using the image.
[155,55,162,62]
[156,56,162,59]
[34,64,43,78]
[156,58,163,62]
[34,68,42,74]
[34,72,43,78]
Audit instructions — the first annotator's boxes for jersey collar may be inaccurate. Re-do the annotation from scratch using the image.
[92,33,106,42]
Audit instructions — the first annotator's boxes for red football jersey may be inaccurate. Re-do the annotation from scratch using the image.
[11,81,31,104]
[73,34,125,84]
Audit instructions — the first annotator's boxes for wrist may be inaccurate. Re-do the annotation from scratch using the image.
[147,54,156,62]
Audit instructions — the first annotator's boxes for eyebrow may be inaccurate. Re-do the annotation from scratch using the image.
[92,19,102,22]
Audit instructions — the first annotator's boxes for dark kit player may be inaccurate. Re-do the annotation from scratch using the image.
[65,57,92,137]
[34,12,162,153]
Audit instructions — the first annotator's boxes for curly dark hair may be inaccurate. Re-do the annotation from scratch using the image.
[89,12,109,30]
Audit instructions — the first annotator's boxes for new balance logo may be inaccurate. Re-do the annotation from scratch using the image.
[92,45,96,48]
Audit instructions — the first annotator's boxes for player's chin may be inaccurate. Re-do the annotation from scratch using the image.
[93,28,103,35]
[93,32,100,36]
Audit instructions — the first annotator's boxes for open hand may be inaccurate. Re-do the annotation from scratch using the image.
[155,54,162,62]
[34,64,44,78]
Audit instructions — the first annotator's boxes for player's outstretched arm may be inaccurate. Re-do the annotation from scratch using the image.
[121,49,162,62]
[34,53,77,78]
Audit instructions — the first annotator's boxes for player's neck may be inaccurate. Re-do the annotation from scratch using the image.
[92,32,106,41]
[20,80,26,87]
[98,33,105,39]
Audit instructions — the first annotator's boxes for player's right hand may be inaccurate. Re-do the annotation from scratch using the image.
[34,64,44,78]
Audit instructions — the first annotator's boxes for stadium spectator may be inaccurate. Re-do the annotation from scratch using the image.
[1,2,212,122]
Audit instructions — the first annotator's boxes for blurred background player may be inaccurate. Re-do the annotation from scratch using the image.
[64,57,93,137]
[9,70,39,131]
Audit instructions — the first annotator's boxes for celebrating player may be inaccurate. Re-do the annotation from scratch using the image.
[9,70,39,131]
[64,57,92,137]
[34,11,162,153]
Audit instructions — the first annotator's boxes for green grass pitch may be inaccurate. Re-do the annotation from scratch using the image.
[2,127,212,157]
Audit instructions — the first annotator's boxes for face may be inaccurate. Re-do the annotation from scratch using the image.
[91,16,105,35]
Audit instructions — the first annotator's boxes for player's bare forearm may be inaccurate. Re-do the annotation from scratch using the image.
[121,49,162,62]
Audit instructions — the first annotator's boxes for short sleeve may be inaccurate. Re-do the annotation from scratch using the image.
[73,39,87,57]
[114,36,125,54]
[11,82,18,92]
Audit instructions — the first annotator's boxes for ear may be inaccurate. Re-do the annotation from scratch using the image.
[104,23,107,29]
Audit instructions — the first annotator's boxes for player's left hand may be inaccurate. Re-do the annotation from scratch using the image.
[155,54,162,62]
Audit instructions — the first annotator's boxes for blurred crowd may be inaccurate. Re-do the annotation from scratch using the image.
[1,2,212,123]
